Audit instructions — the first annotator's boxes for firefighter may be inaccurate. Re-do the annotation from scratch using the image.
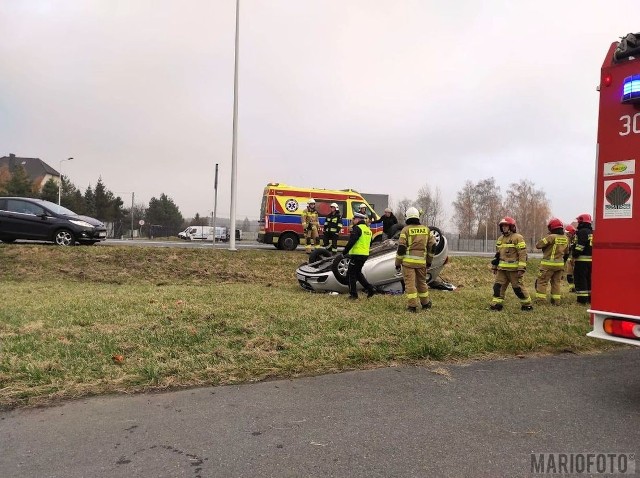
[395,206,435,312]
[534,218,569,305]
[564,224,577,288]
[322,202,342,254]
[489,216,533,311]
[301,198,320,253]
[342,212,377,299]
[572,213,593,304]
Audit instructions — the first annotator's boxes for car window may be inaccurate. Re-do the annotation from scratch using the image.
[6,199,45,216]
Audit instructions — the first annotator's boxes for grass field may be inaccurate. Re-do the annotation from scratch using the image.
[0,244,615,409]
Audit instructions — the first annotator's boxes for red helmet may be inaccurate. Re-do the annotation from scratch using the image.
[498,216,517,232]
[576,213,592,224]
[547,217,563,231]
[565,224,577,235]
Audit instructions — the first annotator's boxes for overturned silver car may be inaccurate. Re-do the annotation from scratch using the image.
[296,226,449,294]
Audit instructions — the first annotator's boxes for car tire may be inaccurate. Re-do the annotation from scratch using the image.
[309,248,332,263]
[388,223,405,240]
[54,229,76,246]
[430,226,445,255]
[0,238,16,244]
[278,232,299,251]
[331,254,351,285]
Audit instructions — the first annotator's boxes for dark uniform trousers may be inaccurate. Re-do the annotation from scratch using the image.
[574,261,592,303]
[347,255,374,297]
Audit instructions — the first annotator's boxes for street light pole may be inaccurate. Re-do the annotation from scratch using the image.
[58,157,73,206]
[229,0,240,252]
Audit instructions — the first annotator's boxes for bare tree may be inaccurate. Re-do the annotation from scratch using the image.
[452,180,476,237]
[473,177,503,241]
[416,183,445,226]
[395,198,413,223]
[505,179,551,247]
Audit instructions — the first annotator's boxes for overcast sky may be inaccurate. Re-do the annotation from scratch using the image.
[0,0,635,228]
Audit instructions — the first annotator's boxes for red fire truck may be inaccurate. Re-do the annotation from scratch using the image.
[587,32,640,345]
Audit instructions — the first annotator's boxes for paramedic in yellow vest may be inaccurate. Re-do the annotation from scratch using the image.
[342,212,377,299]
[489,216,533,311]
[301,198,320,253]
[322,202,342,254]
[395,207,435,312]
[534,218,569,305]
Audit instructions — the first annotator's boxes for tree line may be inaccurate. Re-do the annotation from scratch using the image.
[0,162,185,237]
[393,178,552,244]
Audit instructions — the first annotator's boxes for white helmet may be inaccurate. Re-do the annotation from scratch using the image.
[405,207,420,219]
[308,198,316,204]
[359,203,366,209]
[330,202,338,208]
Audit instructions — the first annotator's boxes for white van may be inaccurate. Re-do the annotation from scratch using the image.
[180,226,214,241]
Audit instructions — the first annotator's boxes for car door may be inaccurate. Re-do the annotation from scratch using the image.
[3,199,51,240]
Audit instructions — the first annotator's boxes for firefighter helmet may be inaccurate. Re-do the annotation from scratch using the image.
[547,217,564,231]
[576,213,592,224]
[565,224,577,235]
[330,202,338,208]
[498,216,517,232]
[359,203,367,209]
[308,198,316,204]
[405,207,420,220]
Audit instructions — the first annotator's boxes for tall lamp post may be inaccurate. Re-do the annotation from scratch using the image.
[58,157,73,205]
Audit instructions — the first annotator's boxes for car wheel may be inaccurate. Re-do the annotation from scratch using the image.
[430,226,445,255]
[0,238,16,244]
[278,232,299,251]
[331,254,350,285]
[54,229,76,246]
[388,223,405,240]
[309,248,332,263]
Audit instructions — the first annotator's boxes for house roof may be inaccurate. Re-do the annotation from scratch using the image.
[0,154,60,182]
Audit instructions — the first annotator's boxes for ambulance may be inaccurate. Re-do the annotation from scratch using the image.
[257,183,383,250]
[587,32,640,346]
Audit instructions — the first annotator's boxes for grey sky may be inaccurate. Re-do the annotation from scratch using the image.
[0,0,634,228]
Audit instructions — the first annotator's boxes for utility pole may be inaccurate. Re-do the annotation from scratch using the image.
[229,0,240,252]
[212,163,219,245]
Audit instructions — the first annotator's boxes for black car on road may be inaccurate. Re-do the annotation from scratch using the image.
[0,197,107,246]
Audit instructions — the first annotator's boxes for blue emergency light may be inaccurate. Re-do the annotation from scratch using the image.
[622,74,640,103]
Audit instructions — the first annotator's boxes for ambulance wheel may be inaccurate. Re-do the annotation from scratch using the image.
[309,248,332,263]
[331,254,350,285]
[278,232,299,251]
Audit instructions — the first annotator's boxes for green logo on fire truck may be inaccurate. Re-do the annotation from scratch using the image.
[611,163,628,173]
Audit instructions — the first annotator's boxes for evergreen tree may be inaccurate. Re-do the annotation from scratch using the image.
[84,185,96,216]
[5,164,35,197]
[242,217,251,232]
[40,178,60,203]
[145,193,184,236]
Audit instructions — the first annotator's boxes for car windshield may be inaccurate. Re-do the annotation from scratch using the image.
[39,200,79,217]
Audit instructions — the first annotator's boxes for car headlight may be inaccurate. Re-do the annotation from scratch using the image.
[69,219,95,228]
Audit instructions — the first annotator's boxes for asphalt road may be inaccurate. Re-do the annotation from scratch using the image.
[2,349,638,478]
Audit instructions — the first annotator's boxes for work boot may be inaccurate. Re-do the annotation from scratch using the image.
[348,295,358,300]
[490,303,503,311]
[367,289,377,298]
[550,298,560,306]
[521,304,534,311]
[407,306,417,313]
[421,301,432,310]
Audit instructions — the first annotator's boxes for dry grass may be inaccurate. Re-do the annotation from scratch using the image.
[0,244,616,409]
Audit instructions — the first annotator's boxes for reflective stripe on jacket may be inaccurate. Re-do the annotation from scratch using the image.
[396,224,435,268]
[536,233,569,269]
[495,233,527,271]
